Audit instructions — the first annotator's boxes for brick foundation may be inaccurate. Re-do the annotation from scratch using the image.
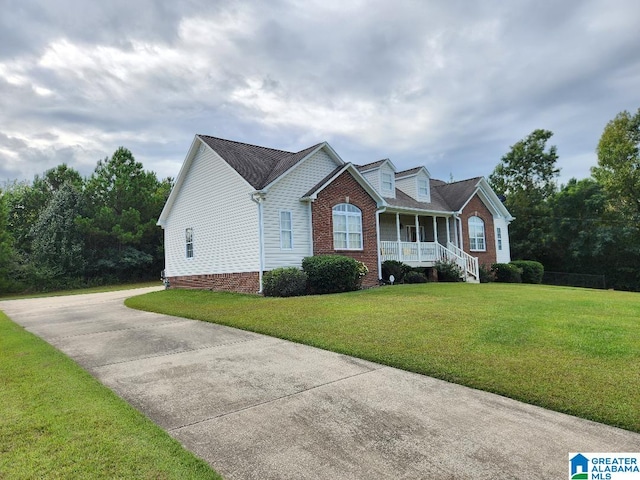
[460,194,497,268]
[312,170,380,288]
[168,271,260,294]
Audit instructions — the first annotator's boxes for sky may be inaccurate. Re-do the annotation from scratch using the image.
[1,0,639,187]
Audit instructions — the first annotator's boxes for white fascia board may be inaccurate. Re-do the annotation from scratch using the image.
[261,142,345,192]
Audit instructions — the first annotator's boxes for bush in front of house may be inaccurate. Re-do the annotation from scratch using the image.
[492,263,522,283]
[510,260,544,284]
[434,259,463,282]
[381,260,411,284]
[262,267,308,297]
[302,255,365,294]
[404,270,428,284]
[479,264,495,283]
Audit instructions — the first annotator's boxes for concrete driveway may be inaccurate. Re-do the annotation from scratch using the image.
[1,287,638,479]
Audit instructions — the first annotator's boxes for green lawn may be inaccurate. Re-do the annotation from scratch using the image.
[0,311,222,480]
[126,283,640,433]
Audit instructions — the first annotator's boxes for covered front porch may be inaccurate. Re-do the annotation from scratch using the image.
[378,211,479,281]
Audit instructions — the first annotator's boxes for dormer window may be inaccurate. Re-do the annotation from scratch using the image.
[417,178,429,200]
[381,172,394,195]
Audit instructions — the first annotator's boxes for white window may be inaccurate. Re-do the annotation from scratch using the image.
[468,216,485,251]
[497,227,502,251]
[185,228,194,258]
[381,172,393,194]
[333,203,363,250]
[280,211,293,249]
[417,178,429,199]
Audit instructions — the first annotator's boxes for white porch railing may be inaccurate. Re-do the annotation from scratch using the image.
[446,242,479,282]
[379,240,479,282]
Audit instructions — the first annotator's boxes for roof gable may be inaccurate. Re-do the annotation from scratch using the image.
[302,163,386,207]
[198,135,330,190]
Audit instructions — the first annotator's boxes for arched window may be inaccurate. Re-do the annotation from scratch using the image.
[468,216,486,251]
[333,203,363,250]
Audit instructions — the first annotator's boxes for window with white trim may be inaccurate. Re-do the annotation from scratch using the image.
[332,203,363,250]
[280,210,293,249]
[468,216,485,251]
[185,228,194,258]
[497,227,502,251]
[417,178,429,199]
[381,172,394,194]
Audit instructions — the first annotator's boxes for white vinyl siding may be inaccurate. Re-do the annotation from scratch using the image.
[494,217,512,263]
[396,171,430,202]
[163,143,259,277]
[333,203,363,250]
[468,216,486,251]
[263,149,340,269]
[280,211,293,249]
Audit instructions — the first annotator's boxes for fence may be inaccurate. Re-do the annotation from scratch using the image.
[542,271,607,290]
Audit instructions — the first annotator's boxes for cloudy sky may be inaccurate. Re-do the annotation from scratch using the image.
[1,0,639,187]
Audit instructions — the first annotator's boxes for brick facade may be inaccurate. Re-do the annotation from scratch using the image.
[312,170,380,287]
[460,194,497,268]
[167,272,260,294]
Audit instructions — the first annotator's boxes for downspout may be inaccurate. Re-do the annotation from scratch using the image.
[376,207,385,283]
[251,192,266,294]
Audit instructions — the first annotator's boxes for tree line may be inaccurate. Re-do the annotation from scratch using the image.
[0,147,171,293]
[489,108,640,291]
[1,108,639,293]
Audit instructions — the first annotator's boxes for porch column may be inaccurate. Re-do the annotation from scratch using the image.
[446,217,451,245]
[396,213,402,261]
[415,214,421,262]
[432,216,438,244]
[453,215,459,247]
[458,217,464,250]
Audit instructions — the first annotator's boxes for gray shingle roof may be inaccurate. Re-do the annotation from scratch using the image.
[385,181,452,212]
[432,177,481,211]
[356,159,387,172]
[395,167,422,178]
[197,135,322,189]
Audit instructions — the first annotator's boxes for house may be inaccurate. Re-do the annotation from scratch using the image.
[157,135,514,293]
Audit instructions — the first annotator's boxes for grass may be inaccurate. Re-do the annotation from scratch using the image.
[126,283,640,433]
[0,280,162,300]
[0,310,222,480]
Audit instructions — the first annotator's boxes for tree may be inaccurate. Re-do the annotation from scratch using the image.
[29,183,86,283]
[78,147,170,278]
[0,189,21,293]
[592,108,640,218]
[489,129,560,262]
[5,164,84,258]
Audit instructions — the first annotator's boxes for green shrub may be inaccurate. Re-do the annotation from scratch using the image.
[381,260,410,283]
[435,260,463,282]
[492,263,522,283]
[262,267,308,297]
[301,255,365,294]
[404,271,428,284]
[479,264,495,283]
[510,260,544,284]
